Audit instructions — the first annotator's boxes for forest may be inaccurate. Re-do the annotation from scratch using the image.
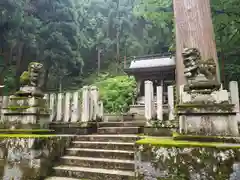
[0,0,240,96]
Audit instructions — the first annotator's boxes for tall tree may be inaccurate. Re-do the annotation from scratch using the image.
[173,0,220,87]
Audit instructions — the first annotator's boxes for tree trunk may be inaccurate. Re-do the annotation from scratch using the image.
[97,48,101,75]
[173,0,220,90]
[43,66,49,91]
[15,43,24,90]
[116,0,120,73]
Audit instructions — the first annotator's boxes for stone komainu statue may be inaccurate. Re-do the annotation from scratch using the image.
[182,48,217,81]
[20,62,44,88]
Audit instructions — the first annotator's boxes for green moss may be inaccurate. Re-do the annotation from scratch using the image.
[7,106,30,110]
[20,71,30,85]
[0,129,54,132]
[9,96,29,100]
[136,137,240,149]
[0,134,56,138]
[172,132,239,143]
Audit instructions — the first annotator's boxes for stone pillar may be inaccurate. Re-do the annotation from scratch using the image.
[63,92,72,122]
[0,96,9,121]
[178,85,185,133]
[98,101,104,120]
[43,94,49,108]
[229,81,240,114]
[156,86,163,121]
[151,82,155,117]
[56,93,64,121]
[81,86,90,122]
[49,93,56,122]
[145,81,153,125]
[71,91,80,122]
[229,81,240,125]
[168,86,175,121]
[90,86,99,121]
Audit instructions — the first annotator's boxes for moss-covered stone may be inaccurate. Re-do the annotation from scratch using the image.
[0,122,46,129]
[136,143,240,180]
[136,137,240,149]
[0,129,55,135]
[176,101,234,113]
[172,132,240,143]
[0,135,73,179]
[136,135,240,179]
[20,71,30,85]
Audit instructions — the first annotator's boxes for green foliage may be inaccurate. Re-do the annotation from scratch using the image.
[3,66,15,95]
[0,0,173,91]
[94,75,137,113]
[134,0,240,81]
[3,0,240,92]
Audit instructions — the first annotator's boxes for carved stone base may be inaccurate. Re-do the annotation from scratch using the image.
[178,84,239,136]
[2,96,50,129]
[3,114,49,129]
[179,114,239,136]
[17,86,44,97]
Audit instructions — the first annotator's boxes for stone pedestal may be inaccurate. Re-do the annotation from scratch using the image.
[2,96,50,129]
[177,82,239,136]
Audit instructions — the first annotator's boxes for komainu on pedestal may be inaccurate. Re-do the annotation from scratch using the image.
[177,48,239,136]
[1,62,50,129]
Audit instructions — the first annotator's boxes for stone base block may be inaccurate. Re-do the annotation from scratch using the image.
[180,114,239,136]
[3,113,49,129]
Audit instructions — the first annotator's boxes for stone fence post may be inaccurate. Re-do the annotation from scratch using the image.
[90,86,99,121]
[168,85,175,121]
[229,81,240,122]
[64,92,72,122]
[0,96,9,121]
[56,93,64,121]
[98,101,104,120]
[145,81,154,125]
[49,93,56,122]
[156,86,163,121]
[71,91,80,122]
[81,86,90,122]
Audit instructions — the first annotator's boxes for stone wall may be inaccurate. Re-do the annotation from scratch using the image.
[135,138,240,180]
[0,135,73,179]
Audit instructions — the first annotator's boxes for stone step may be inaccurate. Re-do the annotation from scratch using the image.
[103,113,145,122]
[71,141,135,151]
[98,121,146,128]
[98,127,141,134]
[75,134,140,142]
[53,165,135,180]
[45,177,83,180]
[60,156,134,171]
[66,148,134,160]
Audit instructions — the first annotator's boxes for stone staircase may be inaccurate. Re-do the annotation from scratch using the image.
[45,115,145,180]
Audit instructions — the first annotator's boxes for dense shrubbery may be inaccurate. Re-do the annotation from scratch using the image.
[94,75,137,113]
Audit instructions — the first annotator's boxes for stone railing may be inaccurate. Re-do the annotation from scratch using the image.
[144,81,175,123]
[0,86,103,123]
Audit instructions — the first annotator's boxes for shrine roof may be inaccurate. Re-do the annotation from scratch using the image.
[128,56,175,69]
[124,54,175,75]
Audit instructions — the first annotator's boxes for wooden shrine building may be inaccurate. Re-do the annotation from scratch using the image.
[124,54,175,115]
